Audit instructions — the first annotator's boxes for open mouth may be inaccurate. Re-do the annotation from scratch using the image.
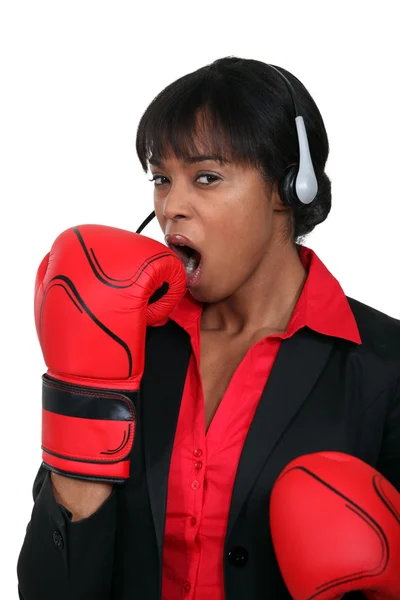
[169,244,202,276]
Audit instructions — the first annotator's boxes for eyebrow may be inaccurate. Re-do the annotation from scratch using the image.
[149,154,231,168]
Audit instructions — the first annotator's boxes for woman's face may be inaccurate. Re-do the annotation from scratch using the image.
[151,150,288,304]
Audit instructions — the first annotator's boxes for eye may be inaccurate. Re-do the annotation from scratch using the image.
[148,173,221,187]
[149,175,169,186]
[196,173,221,185]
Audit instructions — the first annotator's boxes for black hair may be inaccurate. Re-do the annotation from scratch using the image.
[136,56,331,242]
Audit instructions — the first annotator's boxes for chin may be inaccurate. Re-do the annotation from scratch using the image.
[189,283,232,305]
[188,288,213,304]
[188,285,216,304]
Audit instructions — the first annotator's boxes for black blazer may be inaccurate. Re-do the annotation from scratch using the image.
[17,296,400,600]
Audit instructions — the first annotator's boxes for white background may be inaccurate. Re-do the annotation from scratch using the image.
[1,1,399,597]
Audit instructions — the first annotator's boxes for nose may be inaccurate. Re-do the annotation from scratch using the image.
[161,182,192,222]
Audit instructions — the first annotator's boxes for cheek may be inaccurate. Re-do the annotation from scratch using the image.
[207,193,269,243]
[223,188,269,225]
[154,198,166,230]
[215,201,271,252]
[155,214,165,234]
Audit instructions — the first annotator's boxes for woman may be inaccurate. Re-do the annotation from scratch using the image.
[17,57,400,600]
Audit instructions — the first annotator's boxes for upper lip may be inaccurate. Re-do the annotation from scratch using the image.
[165,234,202,255]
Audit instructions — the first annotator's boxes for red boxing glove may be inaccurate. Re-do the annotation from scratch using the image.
[270,452,400,599]
[35,224,186,482]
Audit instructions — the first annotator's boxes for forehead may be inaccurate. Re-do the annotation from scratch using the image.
[147,115,235,169]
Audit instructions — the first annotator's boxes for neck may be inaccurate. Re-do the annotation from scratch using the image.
[200,242,307,336]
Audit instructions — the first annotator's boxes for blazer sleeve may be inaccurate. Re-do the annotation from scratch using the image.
[376,376,400,492]
[17,465,117,600]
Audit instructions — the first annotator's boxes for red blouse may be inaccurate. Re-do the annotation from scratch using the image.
[161,246,361,600]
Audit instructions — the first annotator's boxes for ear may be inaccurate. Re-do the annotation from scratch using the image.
[271,182,290,212]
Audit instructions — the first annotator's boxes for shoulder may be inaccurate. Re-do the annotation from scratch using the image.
[346,296,400,376]
[347,296,400,347]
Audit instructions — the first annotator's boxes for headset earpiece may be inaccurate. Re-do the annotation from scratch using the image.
[278,164,299,207]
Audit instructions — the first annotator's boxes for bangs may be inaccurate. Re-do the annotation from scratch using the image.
[136,70,268,173]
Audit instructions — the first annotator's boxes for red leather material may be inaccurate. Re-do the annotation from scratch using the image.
[42,408,135,461]
[270,451,400,600]
[35,224,186,481]
[35,224,186,390]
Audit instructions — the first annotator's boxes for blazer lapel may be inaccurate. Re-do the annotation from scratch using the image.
[141,320,191,559]
[226,328,336,539]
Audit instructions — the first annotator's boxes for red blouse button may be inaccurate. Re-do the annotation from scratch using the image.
[194,461,203,470]
[190,517,197,526]
[191,480,200,490]
[184,582,191,594]
[193,449,202,457]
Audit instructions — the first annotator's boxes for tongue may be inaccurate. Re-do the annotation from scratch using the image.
[186,255,199,275]
[174,246,191,267]
[174,246,200,269]
[191,250,201,268]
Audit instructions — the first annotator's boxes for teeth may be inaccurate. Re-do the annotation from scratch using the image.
[185,256,198,275]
